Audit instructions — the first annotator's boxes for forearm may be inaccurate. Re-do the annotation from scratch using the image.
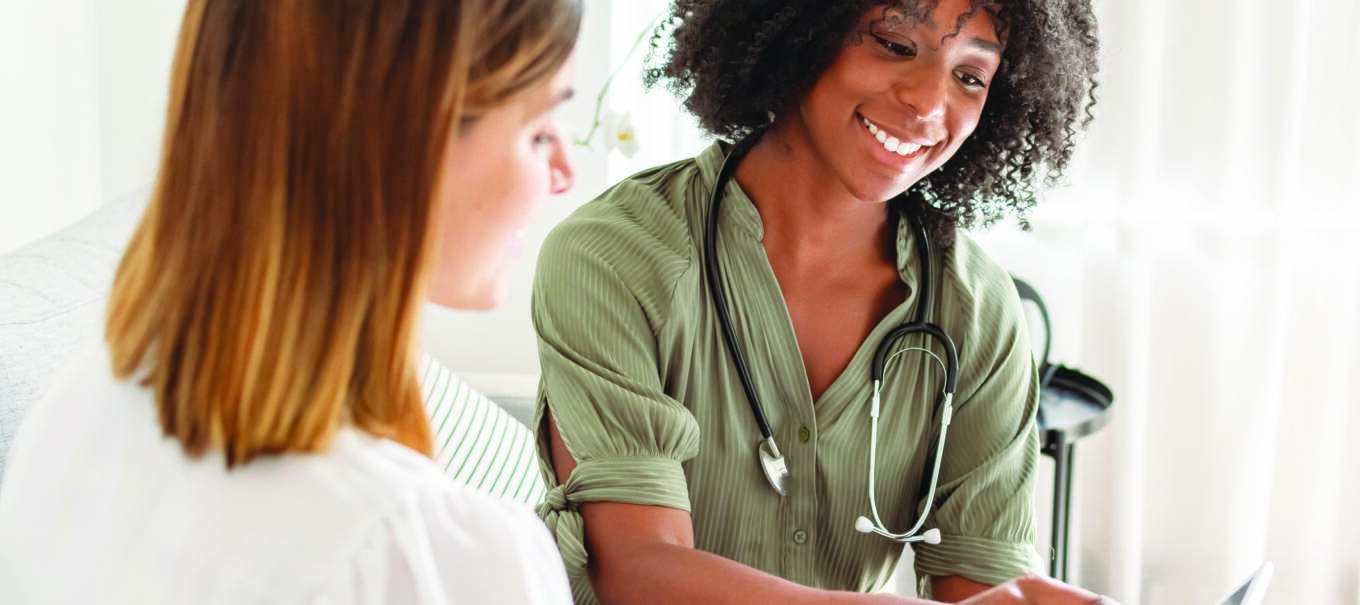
[591,541,930,605]
[929,576,992,602]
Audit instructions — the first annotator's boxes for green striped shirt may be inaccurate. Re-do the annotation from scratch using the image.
[420,355,545,506]
[533,142,1041,602]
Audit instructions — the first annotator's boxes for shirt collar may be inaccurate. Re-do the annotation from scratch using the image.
[696,140,921,288]
[893,205,922,289]
[696,141,766,240]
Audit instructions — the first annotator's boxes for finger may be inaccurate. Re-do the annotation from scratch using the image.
[1014,574,1122,605]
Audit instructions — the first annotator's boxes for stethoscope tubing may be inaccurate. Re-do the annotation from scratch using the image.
[872,207,958,391]
[703,133,775,442]
[873,322,958,393]
[705,133,960,539]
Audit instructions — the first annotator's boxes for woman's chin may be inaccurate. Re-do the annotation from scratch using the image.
[426,280,505,311]
[839,168,922,205]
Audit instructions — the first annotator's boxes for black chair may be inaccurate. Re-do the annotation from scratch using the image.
[1012,277,1114,582]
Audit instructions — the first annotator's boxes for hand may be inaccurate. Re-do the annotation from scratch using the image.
[957,574,1120,605]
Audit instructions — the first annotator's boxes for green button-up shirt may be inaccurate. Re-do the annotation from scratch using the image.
[533,142,1041,603]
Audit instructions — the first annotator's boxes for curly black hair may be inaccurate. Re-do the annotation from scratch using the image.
[645,0,1099,243]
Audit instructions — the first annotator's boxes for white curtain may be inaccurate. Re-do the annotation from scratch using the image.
[974,0,1360,602]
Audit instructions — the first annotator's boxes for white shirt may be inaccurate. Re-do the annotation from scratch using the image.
[0,349,571,605]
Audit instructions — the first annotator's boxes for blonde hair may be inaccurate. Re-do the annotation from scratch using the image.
[106,0,580,467]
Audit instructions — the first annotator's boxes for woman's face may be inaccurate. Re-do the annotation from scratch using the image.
[427,57,576,310]
[788,0,1002,202]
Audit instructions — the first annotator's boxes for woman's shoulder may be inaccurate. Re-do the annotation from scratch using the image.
[536,154,710,301]
[548,156,703,253]
[324,428,519,514]
[940,231,1026,323]
[334,429,547,537]
[314,432,569,603]
[0,350,566,604]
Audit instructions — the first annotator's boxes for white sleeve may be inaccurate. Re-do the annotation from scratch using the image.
[312,486,571,605]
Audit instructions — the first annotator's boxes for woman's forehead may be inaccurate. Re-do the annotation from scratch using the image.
[873,0,944,27]
[867,0,1007,41]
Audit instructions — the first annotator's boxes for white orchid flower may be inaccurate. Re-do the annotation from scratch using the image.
[601,110,640,158]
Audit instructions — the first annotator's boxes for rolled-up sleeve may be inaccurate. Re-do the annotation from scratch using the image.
[912,262,1041,588]
[529,220,700,597]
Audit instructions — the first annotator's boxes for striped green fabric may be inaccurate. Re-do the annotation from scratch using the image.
[419,355,545,506]
[531,142,1042,603]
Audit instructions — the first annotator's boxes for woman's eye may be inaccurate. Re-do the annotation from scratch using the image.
[532,131,558,147]
[872,34,915,57]
[956,71,988,89]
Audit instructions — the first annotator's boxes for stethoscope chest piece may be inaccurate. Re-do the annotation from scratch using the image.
[757,437,790,496]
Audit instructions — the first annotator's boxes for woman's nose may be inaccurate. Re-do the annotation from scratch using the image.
[894,66,949,130]
[549,141,574,195]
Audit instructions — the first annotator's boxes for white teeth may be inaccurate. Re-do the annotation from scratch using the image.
[861,115,929,157]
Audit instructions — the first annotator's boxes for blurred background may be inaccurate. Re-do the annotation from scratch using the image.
[1,0,1357,603]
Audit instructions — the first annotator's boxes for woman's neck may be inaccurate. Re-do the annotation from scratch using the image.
[732,126,896,269]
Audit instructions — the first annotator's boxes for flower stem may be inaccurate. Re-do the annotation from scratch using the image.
[574,11,667,147]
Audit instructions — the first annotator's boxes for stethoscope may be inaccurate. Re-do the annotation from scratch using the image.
[703,133,959,545]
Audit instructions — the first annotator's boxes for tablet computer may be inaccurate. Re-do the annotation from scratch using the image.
[1218,561,1273,605]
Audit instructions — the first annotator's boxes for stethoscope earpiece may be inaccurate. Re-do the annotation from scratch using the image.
[920,528,941,545]
[854,516,876,534]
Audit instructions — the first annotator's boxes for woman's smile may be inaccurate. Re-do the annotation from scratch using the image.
[855,111,936,168]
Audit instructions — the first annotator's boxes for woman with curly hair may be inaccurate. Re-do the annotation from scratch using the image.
[531,0,1106,603]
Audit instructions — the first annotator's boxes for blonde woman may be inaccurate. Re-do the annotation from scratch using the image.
[0,0,579,603]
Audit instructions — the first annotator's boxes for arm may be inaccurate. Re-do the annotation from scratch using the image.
[910,250,1045,588]
[930,577,992,602]
[548,414,917,605]
[552,417,1114,605]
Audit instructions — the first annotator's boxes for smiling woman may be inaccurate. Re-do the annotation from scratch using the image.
[531,0,1100,604]
[650,0,1097,243]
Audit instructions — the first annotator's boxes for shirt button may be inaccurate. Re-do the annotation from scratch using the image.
[798,426,811,443]
[793,529,808,545]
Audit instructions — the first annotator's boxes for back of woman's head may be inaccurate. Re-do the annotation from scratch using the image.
[106,0,580,467]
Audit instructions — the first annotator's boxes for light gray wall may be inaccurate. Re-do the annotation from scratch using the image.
[0,1,186,255]
[0,0,698,383]
[0,3,103,254]
[93,0,187,204]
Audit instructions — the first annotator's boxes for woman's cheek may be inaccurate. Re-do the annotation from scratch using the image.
[512,147,551,216]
